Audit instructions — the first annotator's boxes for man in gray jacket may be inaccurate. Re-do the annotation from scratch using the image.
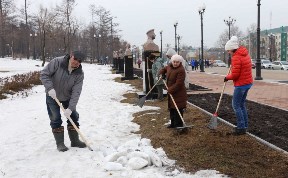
[40,51,86,152]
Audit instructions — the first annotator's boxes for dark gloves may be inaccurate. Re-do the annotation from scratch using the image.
[224,77,228,82]
[162,74,166,80]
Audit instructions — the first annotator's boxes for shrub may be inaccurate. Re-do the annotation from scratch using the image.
[0,71,42,99]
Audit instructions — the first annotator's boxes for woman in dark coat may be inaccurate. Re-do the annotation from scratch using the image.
[159,54,187,128]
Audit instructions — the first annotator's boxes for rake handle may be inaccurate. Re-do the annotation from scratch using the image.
[215,82,227,113]
[54,98,93,151]
[215,66,232,113]
[163,80,186,126]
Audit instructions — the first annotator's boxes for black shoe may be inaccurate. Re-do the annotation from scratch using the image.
[167,124,174,128]
[233,128,247,135]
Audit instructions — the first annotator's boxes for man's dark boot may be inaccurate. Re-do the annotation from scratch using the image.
[67,126,86,148]
[233,128,247,135]
[52,126,69,152]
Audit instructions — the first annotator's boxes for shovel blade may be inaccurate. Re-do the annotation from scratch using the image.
[208,116,217,130]
[137,96,147,108]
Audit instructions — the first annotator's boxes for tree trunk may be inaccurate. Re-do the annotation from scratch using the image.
[25,0,30,59]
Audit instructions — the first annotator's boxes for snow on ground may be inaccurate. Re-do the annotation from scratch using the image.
[0,58,227,178]
[0,58,42,78]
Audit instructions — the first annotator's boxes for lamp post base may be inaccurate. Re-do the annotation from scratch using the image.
[254,76,263,80]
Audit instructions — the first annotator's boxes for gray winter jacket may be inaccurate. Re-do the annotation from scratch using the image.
[40,55,84,111]
[151,57,165,85]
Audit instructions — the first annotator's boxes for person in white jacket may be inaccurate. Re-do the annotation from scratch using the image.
[165,48,176,65]
[180,58,190,89]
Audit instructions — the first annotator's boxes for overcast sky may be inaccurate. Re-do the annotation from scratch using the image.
[16,0,287,48]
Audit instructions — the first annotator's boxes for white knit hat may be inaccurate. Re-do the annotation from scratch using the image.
[166,48,176,56]
[225,36,239,51]
[170,54,184,63]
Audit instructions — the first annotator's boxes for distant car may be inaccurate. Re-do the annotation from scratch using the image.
[261,59,272,69]
[271,61,288,70]
[213,60,226,67]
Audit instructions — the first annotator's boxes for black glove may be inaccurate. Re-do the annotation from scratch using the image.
[224,77,228,82]
[162,74,166,80]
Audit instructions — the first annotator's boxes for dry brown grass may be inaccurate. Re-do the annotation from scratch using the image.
[0,71,41,99]
[116,76,288,178]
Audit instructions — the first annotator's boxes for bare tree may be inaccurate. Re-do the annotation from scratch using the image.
[246,23,257,35]
[55,0,76,53]
[92,6,120,61]
[216,25,244,48]
[0,1,122,62]
[24,0,29,59]
[33,6,58,66]
[0,0,15,57]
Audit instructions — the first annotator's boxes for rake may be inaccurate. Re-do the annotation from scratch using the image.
[208,67,231,130]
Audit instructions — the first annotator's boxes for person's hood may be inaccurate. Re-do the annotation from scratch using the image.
[166,48,176,56]
[234,46,248,57]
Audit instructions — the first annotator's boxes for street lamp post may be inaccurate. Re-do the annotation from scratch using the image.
[255,0,263,80]
[30,33,37,60]
[94,34,101,63]
[177,35,180,54]
[160,30,163,58]
[224,16,236,67]
[174,21,178,53]
[198,4,206,72]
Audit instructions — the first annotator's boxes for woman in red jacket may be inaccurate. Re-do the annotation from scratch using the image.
[224,36,253,135]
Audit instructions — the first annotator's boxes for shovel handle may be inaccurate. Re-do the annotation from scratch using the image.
[54,98,93,151]
[145,76,162,97]
[163,80,186,126]
[146,57,152,90]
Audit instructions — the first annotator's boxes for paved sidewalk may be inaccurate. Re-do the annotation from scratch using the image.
[187,67,288,111]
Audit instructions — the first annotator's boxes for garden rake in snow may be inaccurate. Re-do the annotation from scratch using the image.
[54,98,93,151]
[137,76,162,108]
[208,66,231,130]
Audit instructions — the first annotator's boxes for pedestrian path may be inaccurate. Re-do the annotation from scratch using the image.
[187,69,288,111]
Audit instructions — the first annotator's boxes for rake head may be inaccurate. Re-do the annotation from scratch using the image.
[208,113,218,130]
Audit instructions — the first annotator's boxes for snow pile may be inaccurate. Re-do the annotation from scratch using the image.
[103,138,175,171]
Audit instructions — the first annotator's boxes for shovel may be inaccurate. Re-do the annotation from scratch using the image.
[54,98,93,151]
[137,77,162,108]
[208,67,231,130]
[163,80,192,132]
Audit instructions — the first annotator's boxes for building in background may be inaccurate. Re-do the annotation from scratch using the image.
[241,26,288,61]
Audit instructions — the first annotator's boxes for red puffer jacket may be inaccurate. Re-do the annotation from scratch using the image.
[226,46,253,86]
